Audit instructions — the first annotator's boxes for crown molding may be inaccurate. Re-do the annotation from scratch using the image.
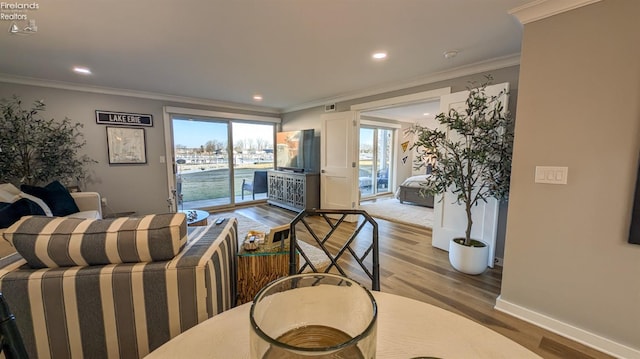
[0,73,281,115]
[0,53,521,116]
[283,53,521,113]
[509,0,602,24]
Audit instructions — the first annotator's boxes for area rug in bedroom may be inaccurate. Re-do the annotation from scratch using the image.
[360,198,433,229]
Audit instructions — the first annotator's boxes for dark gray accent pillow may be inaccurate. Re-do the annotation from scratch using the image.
[21,180,79,217]
[0,199,46,228]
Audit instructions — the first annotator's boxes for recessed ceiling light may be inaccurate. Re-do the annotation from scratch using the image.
[73,66,92,75]
[372,52,387,60]
[423,112,431,116]
[253,95,263,101]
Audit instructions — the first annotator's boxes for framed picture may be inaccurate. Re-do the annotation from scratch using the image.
[266,224,290,246]
[106,126,147,164]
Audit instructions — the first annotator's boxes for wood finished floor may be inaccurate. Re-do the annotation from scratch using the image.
[221,204,614,359]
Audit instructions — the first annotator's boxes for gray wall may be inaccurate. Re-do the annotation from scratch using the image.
[500,0,640,353]
[0,83,276,215]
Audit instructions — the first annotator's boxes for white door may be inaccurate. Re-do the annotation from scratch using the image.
[320,111,359,210]
[432,83,509,268]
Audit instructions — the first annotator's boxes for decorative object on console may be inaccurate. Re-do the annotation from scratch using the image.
[0,95,95,187]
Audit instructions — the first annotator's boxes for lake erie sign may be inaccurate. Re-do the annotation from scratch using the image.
[96,110,153,127]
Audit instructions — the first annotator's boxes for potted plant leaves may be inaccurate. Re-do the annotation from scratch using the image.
[409,77,514,274]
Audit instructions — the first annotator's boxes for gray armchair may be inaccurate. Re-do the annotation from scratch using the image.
[241,170,268,200]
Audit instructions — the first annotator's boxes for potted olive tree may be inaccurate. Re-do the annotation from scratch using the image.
[0,95,95,187]
[409,78,514,274]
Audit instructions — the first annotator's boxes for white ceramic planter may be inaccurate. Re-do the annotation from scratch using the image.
[448,238,489,275]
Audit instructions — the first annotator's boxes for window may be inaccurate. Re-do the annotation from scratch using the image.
[359,127,393,197]
[165,107,279,211]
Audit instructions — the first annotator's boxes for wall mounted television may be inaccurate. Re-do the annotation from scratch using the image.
[276,129,315,172]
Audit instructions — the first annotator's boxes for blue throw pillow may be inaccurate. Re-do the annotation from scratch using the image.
[0,199,46,228]
[21,180,79,217]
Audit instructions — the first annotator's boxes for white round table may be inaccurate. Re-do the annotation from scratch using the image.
[145,291,540,358]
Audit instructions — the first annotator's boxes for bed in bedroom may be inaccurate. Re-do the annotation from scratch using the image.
[395,174,434,207]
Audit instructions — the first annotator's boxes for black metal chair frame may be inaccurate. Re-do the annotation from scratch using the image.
[0,293,29,359]
[288,209,380,291]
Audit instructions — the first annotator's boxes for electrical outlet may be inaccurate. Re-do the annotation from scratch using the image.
[101,197,108,206]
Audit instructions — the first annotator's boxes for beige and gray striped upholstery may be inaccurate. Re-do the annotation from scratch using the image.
[0,218,238,359]
[3,213,188,268]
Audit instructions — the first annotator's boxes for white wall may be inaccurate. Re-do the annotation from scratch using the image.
[498,1,640,356]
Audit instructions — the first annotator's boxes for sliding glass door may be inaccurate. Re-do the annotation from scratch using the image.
[171,116,275,210]
[359,127,393,197]
[232,122,274,203]
[173,118,232,209]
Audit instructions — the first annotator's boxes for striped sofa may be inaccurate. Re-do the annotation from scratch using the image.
[0,214,238,359]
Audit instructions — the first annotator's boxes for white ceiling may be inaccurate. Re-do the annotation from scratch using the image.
[0,0,531,113]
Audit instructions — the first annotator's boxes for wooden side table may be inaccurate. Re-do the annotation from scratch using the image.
[237,244,297,304]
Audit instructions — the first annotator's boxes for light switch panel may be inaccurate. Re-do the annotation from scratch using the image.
[535,166,568,185]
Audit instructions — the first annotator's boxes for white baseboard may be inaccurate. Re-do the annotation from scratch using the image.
[495,296,640,359]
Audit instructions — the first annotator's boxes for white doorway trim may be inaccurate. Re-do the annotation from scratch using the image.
[360,119,401,128]
[350,87,452,202]
[164,106,281,123]
[350,87,451,113]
